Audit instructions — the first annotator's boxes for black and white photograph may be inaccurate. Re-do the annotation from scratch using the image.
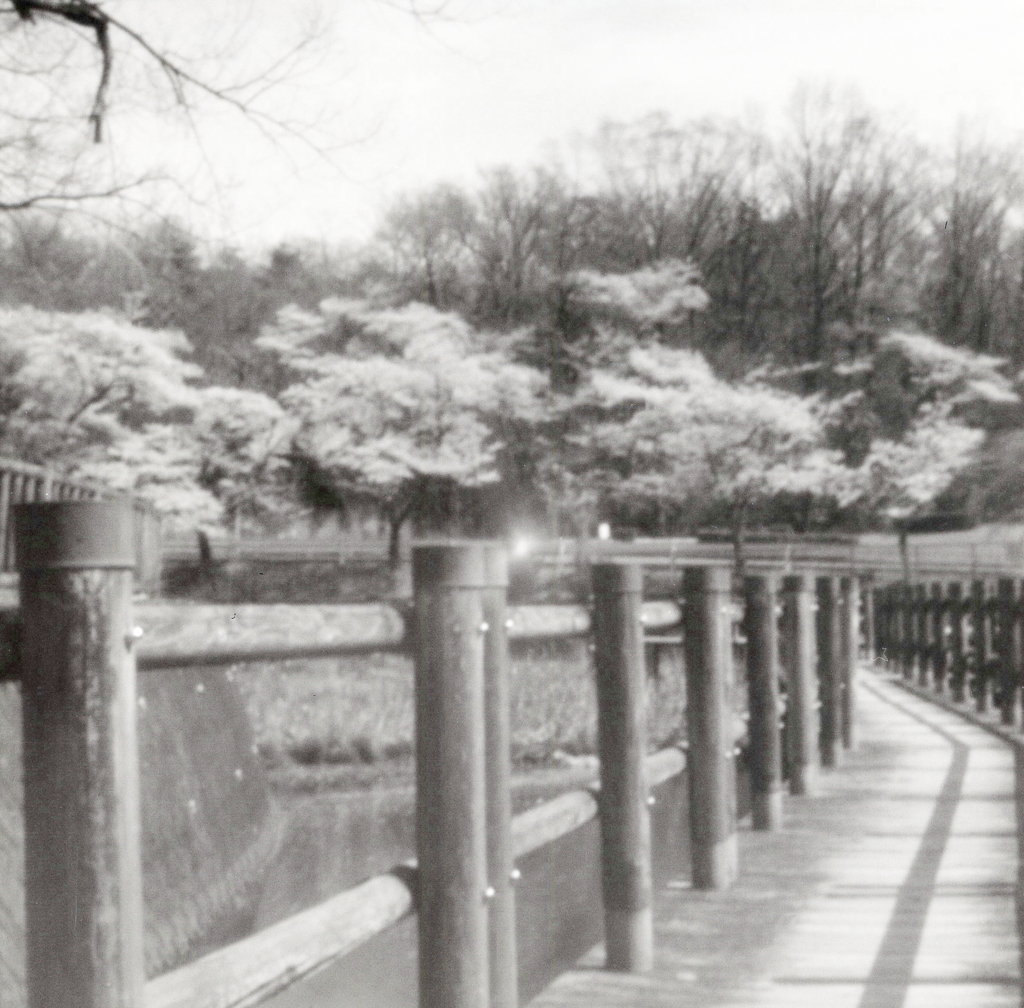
[1,2,1023,1007]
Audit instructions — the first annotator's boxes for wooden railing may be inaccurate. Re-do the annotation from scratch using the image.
[0,503,917,1008]
[161,527,1024,591]
[0,457,102,571]
[874,575,1024,726]
[537,532,1024,580]
[0,456,162,592]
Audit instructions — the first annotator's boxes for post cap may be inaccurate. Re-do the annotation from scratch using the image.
[744,572,779,592]
[480,542,509,588]
[15,501,135,571]
[591,561,643,595]
[781,573,813,593]
[683,565,732,593]
[413,541,490,589]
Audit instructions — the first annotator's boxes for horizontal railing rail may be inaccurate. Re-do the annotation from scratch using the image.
[537,534,1024,580]
[160,528,1024,587]
[161,537,390,566]
[0,601,683,677]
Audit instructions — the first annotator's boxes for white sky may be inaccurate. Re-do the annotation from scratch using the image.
[105,0,1024,249]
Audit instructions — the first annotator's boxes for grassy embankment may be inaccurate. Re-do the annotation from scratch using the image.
[233,641,687,791]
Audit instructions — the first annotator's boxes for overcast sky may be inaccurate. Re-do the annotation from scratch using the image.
[122,0,1024,249]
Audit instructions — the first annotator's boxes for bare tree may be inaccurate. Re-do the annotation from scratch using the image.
[921,129,1023,353]
[470,166,557,322]
[0,1,327,213]
[774,85,926,379]
[373,182,476,309]
[776,86,873,369]
[0,0,454,214]
[590,113,745,269]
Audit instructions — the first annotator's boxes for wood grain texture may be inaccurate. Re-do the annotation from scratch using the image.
[745,574,782,831]
[683,566,738,890]
[145,873,414,1008]
[592,562,653,971]
[20,567,145,1008]
[412,543,490,1008]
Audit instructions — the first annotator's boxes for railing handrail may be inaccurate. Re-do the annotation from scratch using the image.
[160,528,1024,581]
[131,601,680,671]
[0,599,683,679]
[535,536,1024,579]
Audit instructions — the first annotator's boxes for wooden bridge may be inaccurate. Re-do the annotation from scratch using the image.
[0,500,1022,1008]
[533,672,1021,1008]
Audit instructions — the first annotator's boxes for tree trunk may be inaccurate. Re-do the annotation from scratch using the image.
[731,500,750,587]
[388,514,413,600]
[388,516,404,567]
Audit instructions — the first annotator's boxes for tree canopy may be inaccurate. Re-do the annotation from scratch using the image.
[4,83,1024,536]
[259,299,543,557]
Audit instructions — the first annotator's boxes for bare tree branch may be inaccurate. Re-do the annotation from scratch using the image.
[0,178,138,210]
[3,0,335,152]
[9,1,112,140]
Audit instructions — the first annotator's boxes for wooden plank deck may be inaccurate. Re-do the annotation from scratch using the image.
[530,671,1022,1008]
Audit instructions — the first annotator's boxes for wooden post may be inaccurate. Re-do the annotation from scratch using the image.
[969,580,989,712]
[481,544,518,1008]
[744,573,783,830]
[880,584,895,672]
[683,565,738,890]
[862,578,876,663]
[781,574,819,796]
[948,582,967,703]
[886,583,901,671]
[16,501,144,1008]
[0,470,12,570]
[839,576,859,751]
[914,583,929,687]
[7,473,24,570]
[874,584,890,667]
[413,542,490,1008]
[592,562,653,971]
[903,583,917,680]
[898,582,913,679]
[996,578,1021,728]
[930,583,948,695]
[816,575,841,768]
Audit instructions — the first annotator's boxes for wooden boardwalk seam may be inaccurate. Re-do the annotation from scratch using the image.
[530,671,1021,1008]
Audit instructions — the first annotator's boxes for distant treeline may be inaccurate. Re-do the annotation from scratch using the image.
[4,88,1024,389]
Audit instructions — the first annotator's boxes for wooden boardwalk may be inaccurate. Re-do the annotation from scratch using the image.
[531,671,1022,1008]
